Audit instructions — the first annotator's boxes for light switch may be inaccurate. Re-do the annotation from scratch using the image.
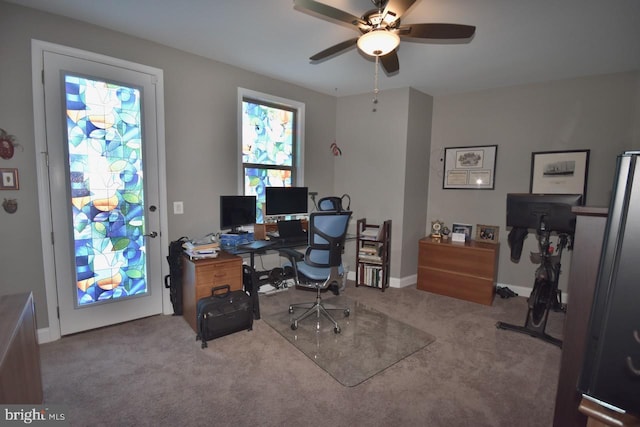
[173,201,184,215]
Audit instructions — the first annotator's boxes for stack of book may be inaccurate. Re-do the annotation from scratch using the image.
[359,244,382,264]
[182,238,220,260]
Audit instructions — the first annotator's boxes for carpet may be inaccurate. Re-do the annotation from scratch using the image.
[261,294,436,387]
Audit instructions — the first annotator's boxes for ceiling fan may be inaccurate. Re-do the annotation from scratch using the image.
[294,0,476,74]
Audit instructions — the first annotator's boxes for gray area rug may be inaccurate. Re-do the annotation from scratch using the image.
[261,293,436,386]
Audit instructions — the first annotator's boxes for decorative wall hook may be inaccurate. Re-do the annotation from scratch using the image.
[330,141,342,156]
[2,198,17,214]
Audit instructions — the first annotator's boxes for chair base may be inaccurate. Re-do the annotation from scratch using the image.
[289,292,350,334]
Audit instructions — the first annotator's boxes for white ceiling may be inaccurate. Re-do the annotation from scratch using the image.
[8,0,640,96]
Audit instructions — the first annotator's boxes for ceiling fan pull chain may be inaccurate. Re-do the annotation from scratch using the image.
[373,56,380,112]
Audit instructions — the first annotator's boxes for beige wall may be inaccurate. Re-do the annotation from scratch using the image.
[428,71,640,291]
[0,1,336,328]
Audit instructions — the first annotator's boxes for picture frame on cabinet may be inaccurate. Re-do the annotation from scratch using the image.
[476,224,500,244]
[452,223,473,241]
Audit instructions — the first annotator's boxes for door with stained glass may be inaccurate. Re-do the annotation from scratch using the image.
[43,50,163,336]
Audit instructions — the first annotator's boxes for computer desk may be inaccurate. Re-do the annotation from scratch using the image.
[223,235,355,319]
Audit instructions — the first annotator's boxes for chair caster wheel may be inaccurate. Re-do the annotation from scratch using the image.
[344,309,350,317]
[334,326,341,334]
[291,322,298,330]
[288,306,294,314]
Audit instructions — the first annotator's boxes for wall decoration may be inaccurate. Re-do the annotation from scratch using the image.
[443,145,497,189]
[2,198,17,214]
[476,224,500,244]
[530,150,590,203]
[0,168,19,190]
[0,128,17,160]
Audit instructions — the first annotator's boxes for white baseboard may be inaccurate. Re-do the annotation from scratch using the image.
[497,282,570,304]
[347,271,414,289]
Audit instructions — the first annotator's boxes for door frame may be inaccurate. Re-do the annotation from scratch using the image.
[31,39,171,342]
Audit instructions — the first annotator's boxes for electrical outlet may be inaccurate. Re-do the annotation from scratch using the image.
[173,201,184,215]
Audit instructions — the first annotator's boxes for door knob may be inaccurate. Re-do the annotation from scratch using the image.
[144,231,158,238]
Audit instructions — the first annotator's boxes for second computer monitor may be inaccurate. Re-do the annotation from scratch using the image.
[265,186,308,217]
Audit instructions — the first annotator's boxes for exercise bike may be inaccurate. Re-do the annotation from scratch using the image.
[496,226,571,348]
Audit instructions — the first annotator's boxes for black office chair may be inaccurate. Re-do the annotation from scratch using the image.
[279,210,352,333]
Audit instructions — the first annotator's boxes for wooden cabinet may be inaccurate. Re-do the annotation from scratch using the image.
[0,292,43,404]
[182,251,243,333]
[417,237,499,305]
[355,218,391,291]
[553,207,608,427]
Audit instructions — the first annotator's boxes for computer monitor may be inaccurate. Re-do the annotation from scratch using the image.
[219,195,256,233]
[265,186,308,217]
[506,193,582,234]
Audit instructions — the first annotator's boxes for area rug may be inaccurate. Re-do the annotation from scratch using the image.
[261,294,435,387]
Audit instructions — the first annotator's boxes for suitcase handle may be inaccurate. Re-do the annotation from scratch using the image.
[211,284,231,298]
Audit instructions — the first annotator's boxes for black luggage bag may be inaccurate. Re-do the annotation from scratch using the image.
[164,236,189,315]
[196,285,253,348]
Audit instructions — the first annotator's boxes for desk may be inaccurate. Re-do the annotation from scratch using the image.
[225,234,356,319]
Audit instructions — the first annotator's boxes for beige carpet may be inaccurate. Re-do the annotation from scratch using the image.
[261,294,436,386]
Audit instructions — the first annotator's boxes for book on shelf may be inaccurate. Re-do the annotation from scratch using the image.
[359,245,378,254]
[358,254,382,263]
[360,226,383,241]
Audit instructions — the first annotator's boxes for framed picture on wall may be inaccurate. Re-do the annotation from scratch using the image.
[443,145,497,190]
[0,168,19,190]
[530,150,590,203]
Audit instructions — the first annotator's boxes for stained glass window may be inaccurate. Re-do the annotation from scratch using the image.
[65,74,148,307]
[241,96,299,223]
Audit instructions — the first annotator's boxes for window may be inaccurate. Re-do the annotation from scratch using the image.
[238,88,305,223]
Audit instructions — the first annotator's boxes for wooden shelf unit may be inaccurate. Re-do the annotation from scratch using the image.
[417,237,499,305]
[355,218,391,291]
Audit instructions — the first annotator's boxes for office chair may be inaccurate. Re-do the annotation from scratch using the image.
[279,210,352,333]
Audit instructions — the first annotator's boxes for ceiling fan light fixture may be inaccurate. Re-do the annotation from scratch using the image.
[357,30,400,56]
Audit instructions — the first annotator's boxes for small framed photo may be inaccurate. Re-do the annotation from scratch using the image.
[476,224,500,244]
[0,168,19,190]
[452,223,473,241]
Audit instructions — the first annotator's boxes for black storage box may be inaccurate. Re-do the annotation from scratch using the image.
[196,285,253,348]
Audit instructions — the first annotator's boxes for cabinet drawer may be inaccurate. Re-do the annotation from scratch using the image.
[417,267,494,306]
[419,241,495,279]
[195,261,242,286]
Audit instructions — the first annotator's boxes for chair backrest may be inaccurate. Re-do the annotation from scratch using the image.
[317,196,342,211]
[304,210,352,268]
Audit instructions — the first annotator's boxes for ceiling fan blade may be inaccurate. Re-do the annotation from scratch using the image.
[382,0,417,22]
[310,38,359,61]
[399,23,476,40]
[294,0,367,28]
[380,50,400,74]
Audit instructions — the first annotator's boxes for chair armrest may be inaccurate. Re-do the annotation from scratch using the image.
[278,248,304,262]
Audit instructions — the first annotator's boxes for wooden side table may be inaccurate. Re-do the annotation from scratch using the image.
[182,252,243,333]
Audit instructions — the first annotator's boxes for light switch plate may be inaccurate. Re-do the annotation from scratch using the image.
[173,201,184,215]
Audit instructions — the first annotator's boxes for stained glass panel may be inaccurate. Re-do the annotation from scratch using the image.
[242,100,294,166]
[244,167,292,223]
[65,74,148,307]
